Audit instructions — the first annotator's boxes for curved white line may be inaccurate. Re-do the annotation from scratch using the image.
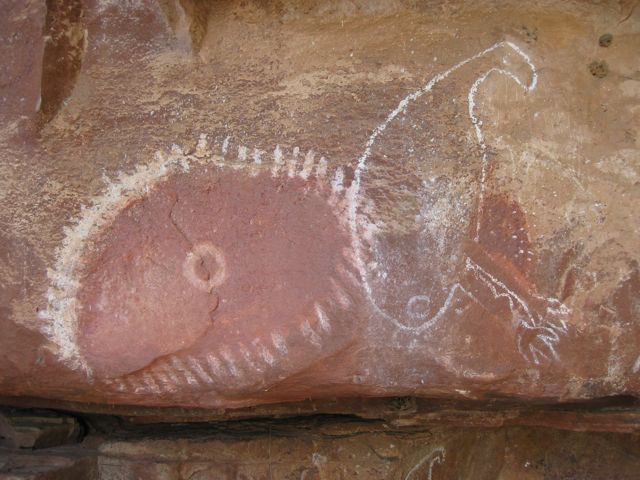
[348,41,537,333]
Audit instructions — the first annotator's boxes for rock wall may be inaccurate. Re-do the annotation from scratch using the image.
[1,0,639,419]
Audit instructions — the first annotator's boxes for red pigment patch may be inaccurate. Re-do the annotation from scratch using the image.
[76,168,358,381]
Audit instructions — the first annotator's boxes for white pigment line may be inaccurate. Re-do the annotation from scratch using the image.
[171,357,199,386]
[220,348,241,377]
[288,146,300,177]
[300,150,315,180]
[271,144,284,176]
[271,332,288,356]
[221,136,231,156]
[314,303,332,333]
[187,356,213,383]
[347,41,537,334]
[205,354,226,378]
[237,145,248,162]
[301,320,322,346]
[316,156,328,178]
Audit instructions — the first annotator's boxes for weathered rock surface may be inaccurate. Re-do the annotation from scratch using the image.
[1,416,640,479]
[1,0,640,416]
[0,409,83,450]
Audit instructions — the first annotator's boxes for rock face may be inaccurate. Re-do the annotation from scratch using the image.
[1,0,640,414]
[2,417,640,479]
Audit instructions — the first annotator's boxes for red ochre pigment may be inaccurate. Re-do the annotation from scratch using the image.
[75,168,362,395]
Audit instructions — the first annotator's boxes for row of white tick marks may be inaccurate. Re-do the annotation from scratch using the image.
[40,128,352,376]
[106,252,361,395]
[194,134,349,204]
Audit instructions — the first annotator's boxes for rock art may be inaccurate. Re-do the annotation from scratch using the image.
[1,0,639,414]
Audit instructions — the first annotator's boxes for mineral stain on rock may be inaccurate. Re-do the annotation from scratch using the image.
[589,60,609,78]
[599,33,613,47]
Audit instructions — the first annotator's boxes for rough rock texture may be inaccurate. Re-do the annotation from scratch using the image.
[1,0,640,418]
[1,416,640,479]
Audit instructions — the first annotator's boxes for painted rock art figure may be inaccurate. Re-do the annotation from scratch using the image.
[40,40,571,400]
[405,447,446,480]
[42,142,363,399]
[349,41,570,366]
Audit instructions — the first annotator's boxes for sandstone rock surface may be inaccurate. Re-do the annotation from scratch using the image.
[1,0,640,417]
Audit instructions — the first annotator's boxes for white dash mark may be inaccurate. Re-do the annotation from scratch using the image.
[250,148,264,176]
[239,345,260,371]
[171,357,199,386]
[220,349,241,377]
[252,149,263,165]
[331,167,344,193]
[316,156,328,178]
[157,363,181,384]
[633,356,640,374]
[314,303,332,333]
[300,150,315,180]
[205,354,226,378]
[271,332,288,356]
[187,356,213,383]
[271,145,284,176]
[330,278,351,308]
[237,145,248,162]
[253,340,276,366]
[221,136,231,156]
[288,146,300,178]
[301,320,322,346]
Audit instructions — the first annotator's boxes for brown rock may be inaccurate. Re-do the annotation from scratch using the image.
[0,409,82,450]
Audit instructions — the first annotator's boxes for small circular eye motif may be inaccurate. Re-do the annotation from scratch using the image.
[406,295,431,320]
[182,242,227,293]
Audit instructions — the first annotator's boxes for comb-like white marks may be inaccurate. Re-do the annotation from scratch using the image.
[330,277,351,308]
[205,354,226,378]
[253,339,276,366]
[271,332,288,356]
[170,357,199,386]
[239,344,261,371]
[301,320,322,346]
[156,363,181,384]
[221,136,231,156]
[271,144,284,176]
[43,128,342,376]
[142,373,161,394]
[300,150,316,180]
[331,167,344,193]
[287,146,301,178]
[237,145,248,162]
[187,356,213,384]
[153,372,178,392]
[316,156,328,178]
[220,348,241,377]
[314,303,332,333]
